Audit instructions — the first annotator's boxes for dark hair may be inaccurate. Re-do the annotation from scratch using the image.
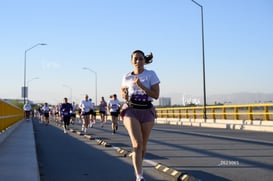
[131,50,153,64]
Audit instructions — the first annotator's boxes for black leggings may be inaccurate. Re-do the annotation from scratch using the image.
[63,116,70,128]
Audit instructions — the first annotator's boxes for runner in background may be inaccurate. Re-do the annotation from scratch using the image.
[79,94,92,133]
[60,97,73,134]
[42,102,50,125]
[99,96,107,128]
[108,94,120,134]
[70,101,77,125]
[23,101,32,120]
[38,105,44,123]
[88,98,96,128]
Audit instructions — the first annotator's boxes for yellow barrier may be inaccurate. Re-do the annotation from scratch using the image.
[0,100,24,132]
[155,103,273,121]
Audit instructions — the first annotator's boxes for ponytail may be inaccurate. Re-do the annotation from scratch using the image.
[144,52,153,64]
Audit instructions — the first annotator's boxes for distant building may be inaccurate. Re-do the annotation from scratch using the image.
[182,95,200,106]
[159,97,171,106]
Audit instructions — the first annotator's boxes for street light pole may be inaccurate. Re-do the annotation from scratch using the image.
[27,77,40,101]
[83,67,97,106]
[27,77,40,86]
[23,43,47,104]
[192,0,207,120]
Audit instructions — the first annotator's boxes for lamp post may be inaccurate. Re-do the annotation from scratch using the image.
[27,77,40,101]
[82,67,97,106]
[62,84,72,102]
[23,43,47,104]
[192,0,207,120]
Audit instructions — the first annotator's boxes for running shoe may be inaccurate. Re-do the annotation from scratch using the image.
[136,176,145,181]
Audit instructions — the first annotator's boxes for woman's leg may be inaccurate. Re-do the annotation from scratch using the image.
[63,117,68,133]
[46,115,49,124]
[66,116,70,129]
[140,121,154,159]
[111,115,117,133]
[100,113,105,127]
[123,117,143,176]
[84,115,89,129]
[63,117,67,129]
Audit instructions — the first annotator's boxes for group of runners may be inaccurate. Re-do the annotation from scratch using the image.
[23,101,50,125]
[77,93,121,134]
[24,93,122,135]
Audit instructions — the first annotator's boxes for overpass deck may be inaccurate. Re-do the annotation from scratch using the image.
[1,118,273,181]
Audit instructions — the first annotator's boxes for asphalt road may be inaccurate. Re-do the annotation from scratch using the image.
[33,118,273,181]
[33,118,169,181]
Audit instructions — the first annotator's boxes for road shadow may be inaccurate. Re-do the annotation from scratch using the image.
[187,170,230,181]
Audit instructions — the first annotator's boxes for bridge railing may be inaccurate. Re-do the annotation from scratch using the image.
[0,99,24,132]
[155,103,273,121]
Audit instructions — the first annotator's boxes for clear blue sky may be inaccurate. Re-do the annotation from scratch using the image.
[1,0,272,105]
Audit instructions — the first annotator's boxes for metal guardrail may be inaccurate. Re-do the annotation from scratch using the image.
[1,101,272,132]
[0,100,24,132]
[155,104,273,121]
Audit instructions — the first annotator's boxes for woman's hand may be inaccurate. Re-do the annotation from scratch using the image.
[133,77,141,88]
[121,87,129,101]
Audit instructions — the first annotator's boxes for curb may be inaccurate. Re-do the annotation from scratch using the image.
[116,147,131,157]
[96,139,111,147]
[76,131,83,135]
[155,163,198,181]
[84,134,93,140]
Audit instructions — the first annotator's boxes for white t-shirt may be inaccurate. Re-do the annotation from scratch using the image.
[108,99,120,112]
[42,105,50,113]
[23,103,32,111]
[79,100,93,113]
[121,69,160,102]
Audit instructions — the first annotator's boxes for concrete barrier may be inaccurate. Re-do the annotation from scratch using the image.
[155,118,273,133]
[0,120,22,144]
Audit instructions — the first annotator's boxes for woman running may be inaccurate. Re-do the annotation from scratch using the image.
[120,50,160,181]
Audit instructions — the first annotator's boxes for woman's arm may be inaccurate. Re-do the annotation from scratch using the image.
[134,77,160,100]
